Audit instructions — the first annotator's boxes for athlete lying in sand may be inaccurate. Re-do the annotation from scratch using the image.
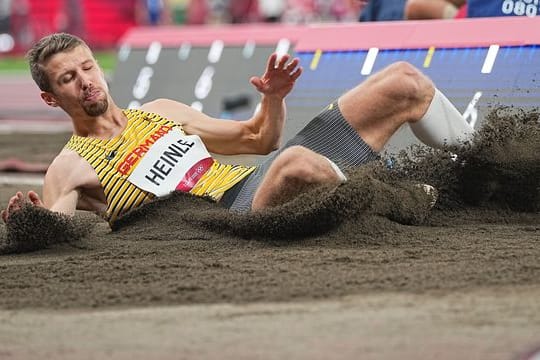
[1,33,474,228]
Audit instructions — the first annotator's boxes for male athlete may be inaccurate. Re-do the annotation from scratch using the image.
[1,33,474,227]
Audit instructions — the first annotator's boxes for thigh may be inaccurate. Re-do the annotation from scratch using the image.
[220,153,277,213]
[223,102,379,212]
[285,101,380,169]
[338,61,434,151]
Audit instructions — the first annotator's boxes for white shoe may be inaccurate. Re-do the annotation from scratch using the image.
[417,184,438,208]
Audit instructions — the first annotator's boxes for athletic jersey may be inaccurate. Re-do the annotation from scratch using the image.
[64,109,256,224]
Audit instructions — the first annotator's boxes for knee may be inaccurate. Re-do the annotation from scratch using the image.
[387,62,433,96]
[274,146,322,183]
[382,61,435,112]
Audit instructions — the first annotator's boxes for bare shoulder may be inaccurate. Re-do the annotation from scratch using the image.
[48,148,85,172]
[45,148,97,189]
[140,98,211,126]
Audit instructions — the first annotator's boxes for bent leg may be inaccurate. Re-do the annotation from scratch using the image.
[222,105,380,213]
[338,61,435,152]
[338,61,473,151]
[251,146,343,210]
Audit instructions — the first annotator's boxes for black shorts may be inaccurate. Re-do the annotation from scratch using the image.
[220,101,380,212]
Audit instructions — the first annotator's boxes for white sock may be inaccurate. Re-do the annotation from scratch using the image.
[324,157,347,182]
[409,89,475,149]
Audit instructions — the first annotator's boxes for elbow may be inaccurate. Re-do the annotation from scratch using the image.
[243,122,280,154]
[266,138,281,153]
[258,144,279,155]
[252,134,280,155]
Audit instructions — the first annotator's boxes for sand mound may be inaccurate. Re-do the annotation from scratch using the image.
[113,168,434,240]
[388,106,539,212]
[0,204,89,254]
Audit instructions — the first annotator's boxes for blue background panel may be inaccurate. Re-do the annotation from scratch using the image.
[283,46,539,154]
[111,42,539,160]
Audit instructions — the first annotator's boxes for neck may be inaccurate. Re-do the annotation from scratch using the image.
[72,103,127,139]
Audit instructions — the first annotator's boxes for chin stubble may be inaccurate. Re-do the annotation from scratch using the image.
[83,98,109,116]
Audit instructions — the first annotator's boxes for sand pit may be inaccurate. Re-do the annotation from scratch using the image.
[0,108,538,359]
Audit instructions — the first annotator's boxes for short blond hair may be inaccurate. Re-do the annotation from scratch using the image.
[26,33,90,92]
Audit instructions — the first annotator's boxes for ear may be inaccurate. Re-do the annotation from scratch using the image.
[41,92,58,107]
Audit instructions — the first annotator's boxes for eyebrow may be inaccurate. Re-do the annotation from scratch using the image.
[56,59,95,81]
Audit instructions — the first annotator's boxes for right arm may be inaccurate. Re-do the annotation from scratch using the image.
[2,151,96,223]
[41,155,82,216]
[141,53,302,156]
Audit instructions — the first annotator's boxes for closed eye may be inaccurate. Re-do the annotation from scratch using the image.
[62,74,73,83]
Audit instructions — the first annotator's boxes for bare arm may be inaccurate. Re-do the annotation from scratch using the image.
[141,53,302,155]
[2,151,99,223]
[41,156,81,216]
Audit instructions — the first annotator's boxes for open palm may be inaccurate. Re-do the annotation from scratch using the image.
[250,53,303,99]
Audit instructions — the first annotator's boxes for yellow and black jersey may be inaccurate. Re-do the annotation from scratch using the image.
[64,109,256,224]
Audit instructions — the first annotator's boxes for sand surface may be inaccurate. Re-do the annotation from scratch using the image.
[0,109,539,359]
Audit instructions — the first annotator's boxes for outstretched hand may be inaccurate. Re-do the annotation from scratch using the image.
[250,53,302,99]
[1,191,44,223]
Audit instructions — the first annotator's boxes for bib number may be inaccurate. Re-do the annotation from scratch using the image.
[128,129,212,196]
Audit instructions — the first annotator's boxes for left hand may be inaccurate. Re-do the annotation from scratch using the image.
[250,53,302,99]
[1,190,44,223]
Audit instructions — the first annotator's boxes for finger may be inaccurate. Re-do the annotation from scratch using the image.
[291,66,303,81]
[15,192,25,207]
[1,209,6,222]
[15,192,24,207]
[250,76,264,91]
[8,192,23,211]
[266,53,278,72]
[7,200,17,214]
[28,191,43,206]
[285,58,300,73]
[277,54,290,69]
[8,195,18,208]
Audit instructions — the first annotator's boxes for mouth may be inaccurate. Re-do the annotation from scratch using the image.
[83,89,101,102]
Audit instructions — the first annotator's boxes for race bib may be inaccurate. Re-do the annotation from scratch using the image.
[128,129,213,196]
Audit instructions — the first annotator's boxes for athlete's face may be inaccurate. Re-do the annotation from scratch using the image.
[40,45,110,118]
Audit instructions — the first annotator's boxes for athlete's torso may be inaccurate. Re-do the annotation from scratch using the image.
[64,109,255,224]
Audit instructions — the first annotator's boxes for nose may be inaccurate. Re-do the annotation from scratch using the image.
[80,71,92,90]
